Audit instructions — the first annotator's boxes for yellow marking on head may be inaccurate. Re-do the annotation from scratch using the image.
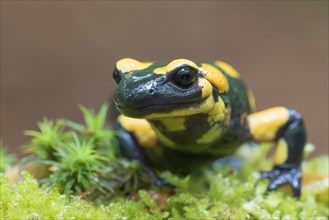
[274,138,288,165]
[118,115,157,148]
[247,89,256,112]
[198,97,228,145]
[248,107,290,142]
[200,63,229,93]
[116,58,152,73]
[198,78,213,98]
[196,124,222,144]
[144,95,215,119]
[214,61,240,78]
[160,117,186,132]
[207,97,227,124]
[154,59,198,75]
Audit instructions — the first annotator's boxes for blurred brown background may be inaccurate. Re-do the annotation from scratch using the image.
[1,1,328,155]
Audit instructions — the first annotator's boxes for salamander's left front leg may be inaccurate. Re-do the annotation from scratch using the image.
[248,107,306,197]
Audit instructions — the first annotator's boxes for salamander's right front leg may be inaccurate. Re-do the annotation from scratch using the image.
[114,116,171,188]
[248,107,306,197]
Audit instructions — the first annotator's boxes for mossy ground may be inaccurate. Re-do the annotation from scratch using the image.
[0,106,328,219]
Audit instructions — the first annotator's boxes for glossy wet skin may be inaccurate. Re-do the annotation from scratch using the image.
[114,59,216,119]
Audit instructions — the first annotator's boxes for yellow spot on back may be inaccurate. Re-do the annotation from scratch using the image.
[154,59,198,75]
[118,115,157,148]
[201,63,229,93]
[214,61,240,78]
[274,138,288,165]
[116,58,152,73]
[248,107,290,142]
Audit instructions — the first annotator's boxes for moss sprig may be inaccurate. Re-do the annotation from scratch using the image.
[44,134,108,196]
[24,118,68,160]
[66,105,118,159]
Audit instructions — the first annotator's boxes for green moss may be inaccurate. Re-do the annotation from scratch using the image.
[0,105,328,219]
[1,172,110,219]
[1,154,328,219]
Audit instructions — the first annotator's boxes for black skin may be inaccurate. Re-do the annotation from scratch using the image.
[112,60,306,197]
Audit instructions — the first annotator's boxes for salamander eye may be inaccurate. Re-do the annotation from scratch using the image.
[113,68,122,84]
[173,67,197,87]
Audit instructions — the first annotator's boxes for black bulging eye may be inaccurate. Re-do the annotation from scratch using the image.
[113,68,122,84]
[173,67,197,87]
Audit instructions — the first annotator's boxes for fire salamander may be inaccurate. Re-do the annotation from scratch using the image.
[112,58,306,197]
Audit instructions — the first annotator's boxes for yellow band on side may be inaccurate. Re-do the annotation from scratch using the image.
[118,115,157,148]
[248,107,290,142]
[196,124,221,145]
[116,58,152,73]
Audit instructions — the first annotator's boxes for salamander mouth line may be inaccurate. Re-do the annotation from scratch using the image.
[115,96,211,112]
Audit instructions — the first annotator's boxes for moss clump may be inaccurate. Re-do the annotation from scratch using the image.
[1,154,328,219]
[0,171,170,219]
[20,105,149,200]
[0,105,328,219]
